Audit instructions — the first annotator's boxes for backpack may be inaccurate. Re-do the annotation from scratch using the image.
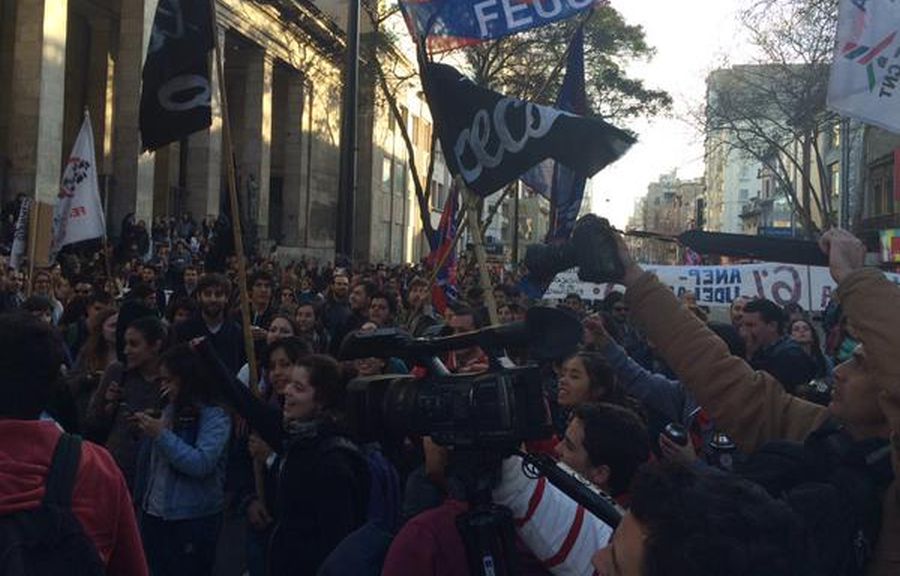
[316,438,401,576]
[0,434,105,576]
[319,437,402,531]
[737,422,893,576]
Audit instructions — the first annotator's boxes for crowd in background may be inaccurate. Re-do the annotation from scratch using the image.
[0,226,895,576]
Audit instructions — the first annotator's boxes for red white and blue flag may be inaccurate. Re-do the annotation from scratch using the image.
[401,0,604,50]
[426,184,460,314]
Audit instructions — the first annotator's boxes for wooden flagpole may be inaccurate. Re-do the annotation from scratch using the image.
[462,183,499,325]
[208,0,267,508]
[208,3,258,392]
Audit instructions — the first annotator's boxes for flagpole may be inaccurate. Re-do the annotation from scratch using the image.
[207,0,268,514]
[26,200,38,297]
[462,182,499,325]
[207,1,257,392]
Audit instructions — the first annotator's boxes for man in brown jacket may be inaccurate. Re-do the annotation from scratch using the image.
[614,228,899,576]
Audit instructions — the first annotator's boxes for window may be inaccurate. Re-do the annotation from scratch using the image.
[381,157,392,193]
[393,161,406,197]
[739,188,749,201]
[399,106,409,132]
[868,161,894,217]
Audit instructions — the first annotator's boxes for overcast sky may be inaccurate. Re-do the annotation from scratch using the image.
[591,0,755,228]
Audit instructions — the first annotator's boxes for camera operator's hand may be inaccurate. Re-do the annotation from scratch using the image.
[614,232,644,287]
[819,228,866,284]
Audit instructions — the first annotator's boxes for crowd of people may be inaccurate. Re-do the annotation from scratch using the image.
[0,226,898,576]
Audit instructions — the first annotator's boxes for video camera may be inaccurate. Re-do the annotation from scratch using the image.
[339,306,583,453]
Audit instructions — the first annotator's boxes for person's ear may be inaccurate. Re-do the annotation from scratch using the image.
[588,464,611,489]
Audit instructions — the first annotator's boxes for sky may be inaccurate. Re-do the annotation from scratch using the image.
[591,0,755,228]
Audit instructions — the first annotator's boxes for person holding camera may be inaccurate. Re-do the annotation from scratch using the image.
[383,402,650,576]
[611,227,900,576]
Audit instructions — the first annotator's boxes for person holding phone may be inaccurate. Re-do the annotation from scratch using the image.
[132,344,230,576]
[86,316,169,489]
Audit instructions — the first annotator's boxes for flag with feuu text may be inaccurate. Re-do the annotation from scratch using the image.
[423,62,634,197]
[401,0,604,49]
[9,197,31,271]
[827,0,900,133]
[140,0,214,150]
[426,184,460,314]
[520,26,588,241]
[50,114,106,261]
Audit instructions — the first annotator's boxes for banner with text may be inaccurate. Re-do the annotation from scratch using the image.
[402,0,604,49]
[545,264,900,312]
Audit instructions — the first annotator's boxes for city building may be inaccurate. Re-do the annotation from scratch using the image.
[627,171,703,264]
[0,0,445,265]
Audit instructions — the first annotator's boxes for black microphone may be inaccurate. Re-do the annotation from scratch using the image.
[339,307,582,363]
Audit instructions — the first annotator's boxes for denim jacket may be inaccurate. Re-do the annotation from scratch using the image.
[141,404,231,521]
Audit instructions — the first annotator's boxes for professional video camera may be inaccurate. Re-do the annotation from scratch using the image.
[339,306,581,453]
[524,213,624,285]
[340,306,626,576]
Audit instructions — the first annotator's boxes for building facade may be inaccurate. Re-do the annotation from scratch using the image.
[0,0,442,264]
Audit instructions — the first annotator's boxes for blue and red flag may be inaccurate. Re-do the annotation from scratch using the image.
[401,0,604,50]
[521,25,588,241]
[426,184,460,314]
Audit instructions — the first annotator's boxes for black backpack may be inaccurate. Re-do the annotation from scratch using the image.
[0,434,105,576]
[737,422,893,576]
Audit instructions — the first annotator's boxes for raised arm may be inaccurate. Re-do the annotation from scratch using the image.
[194,338,284,449]
[616,237,827,452]
[586,317,689,425]
[823,229,900,576]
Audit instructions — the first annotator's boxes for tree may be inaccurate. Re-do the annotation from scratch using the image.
[462,6,672,120]
[361,2,671,244]
[703,0,839,235]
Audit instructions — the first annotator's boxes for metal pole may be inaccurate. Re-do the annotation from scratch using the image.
[840,117,851,229]
[336,0,360,259]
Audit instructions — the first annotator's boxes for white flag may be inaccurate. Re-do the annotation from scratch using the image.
[50,113,106,260]
[9,197,31,271]
[828,0,900,133]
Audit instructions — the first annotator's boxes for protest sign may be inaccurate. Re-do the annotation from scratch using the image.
[545,264,900,312]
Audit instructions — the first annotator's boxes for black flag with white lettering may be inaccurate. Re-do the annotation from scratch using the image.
[140,0,214,151]
[422,63,635,197]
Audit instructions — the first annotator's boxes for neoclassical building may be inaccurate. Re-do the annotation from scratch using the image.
[0,0,441,263]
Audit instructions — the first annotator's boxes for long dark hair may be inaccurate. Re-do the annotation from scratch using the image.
[567,351,645,419]
[160,344,220,414]
[790,318,829,377]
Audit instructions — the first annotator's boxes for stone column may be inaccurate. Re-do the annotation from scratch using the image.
[280,71,304,246]
[238,48,273,244]
[7,0,68,205]
[185,26,224,221]
[111,0,155,234]
[85,15,112,177]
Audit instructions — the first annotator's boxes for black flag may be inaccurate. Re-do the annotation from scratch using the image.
[140,0,215,151]
[422,63,635,197]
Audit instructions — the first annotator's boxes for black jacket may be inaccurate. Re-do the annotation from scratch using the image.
[750,336,817,394]
[176,315,246,374]
[197,340,370,576]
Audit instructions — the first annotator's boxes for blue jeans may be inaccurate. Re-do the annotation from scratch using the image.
[141,512,222,576]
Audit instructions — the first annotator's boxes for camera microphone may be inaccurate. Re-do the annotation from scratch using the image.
[339,306,582,363]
